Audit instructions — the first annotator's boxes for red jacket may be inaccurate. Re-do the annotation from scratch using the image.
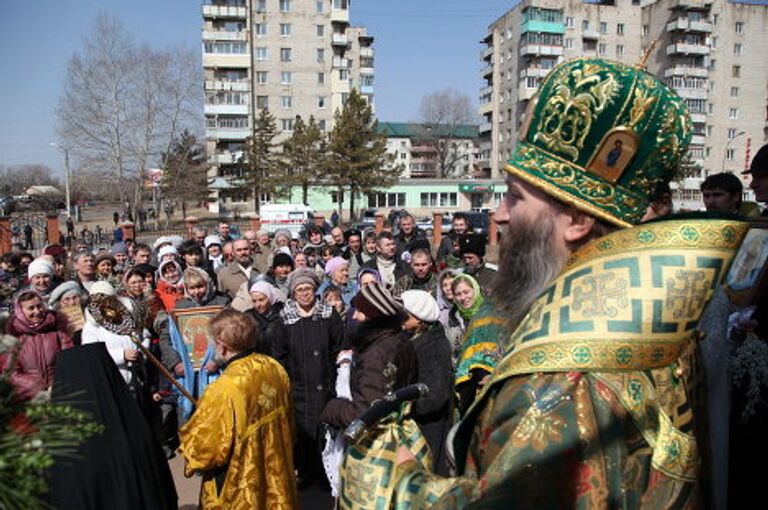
[3,311,74,401]
[155,279,184,312]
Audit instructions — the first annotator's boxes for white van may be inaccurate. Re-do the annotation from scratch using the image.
[259,204,314,235]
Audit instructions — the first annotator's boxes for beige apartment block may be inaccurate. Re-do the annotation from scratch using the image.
[479,0,643,180]
[481,0,767,211]
[202,0,374,214]
[643,0,768,210]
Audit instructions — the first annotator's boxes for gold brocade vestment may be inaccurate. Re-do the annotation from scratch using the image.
[180,353,297,510]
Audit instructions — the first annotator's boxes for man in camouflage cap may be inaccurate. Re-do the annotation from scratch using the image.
[339,58,751,509]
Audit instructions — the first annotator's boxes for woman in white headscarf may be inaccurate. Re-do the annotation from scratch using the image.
[245,280,285,356]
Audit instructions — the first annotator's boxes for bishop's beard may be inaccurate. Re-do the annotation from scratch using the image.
[491,212,568,332]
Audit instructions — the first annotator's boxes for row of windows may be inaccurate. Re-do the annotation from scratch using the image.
[255,95,327,109]
[252,0,347,14]
[254,47,327,63]
[520,32,563,46]
[253,70,350,85]
[206,116,249,129]
[564,18,628,35]
[254,22,328,38]
[523,7,563,24]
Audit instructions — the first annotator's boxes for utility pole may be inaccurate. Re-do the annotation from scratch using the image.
[50,142,71,218]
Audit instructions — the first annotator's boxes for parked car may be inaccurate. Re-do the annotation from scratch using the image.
[361,209,378,225]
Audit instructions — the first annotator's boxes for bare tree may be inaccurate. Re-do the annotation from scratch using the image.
[418,89,476,178]
[0,165,60,196]
[56,12,201,223]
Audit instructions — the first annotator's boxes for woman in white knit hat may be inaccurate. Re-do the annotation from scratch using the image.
[400,289,454,476]
[26,258,56,303]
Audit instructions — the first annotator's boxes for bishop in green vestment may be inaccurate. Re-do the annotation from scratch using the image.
[337,58,750,509]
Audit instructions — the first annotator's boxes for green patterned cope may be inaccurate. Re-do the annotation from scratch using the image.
[492,218,749,379]
[506,58,692,227]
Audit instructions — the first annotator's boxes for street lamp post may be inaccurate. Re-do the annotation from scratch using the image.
[722,131,746,173]
[50,142,71,218]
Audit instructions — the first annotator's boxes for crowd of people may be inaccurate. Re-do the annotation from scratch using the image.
[3,57,768,510]
[0,209,501,508]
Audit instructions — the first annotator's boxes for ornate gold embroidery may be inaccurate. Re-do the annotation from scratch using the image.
[534,69,618,160]
[511,408,566,453]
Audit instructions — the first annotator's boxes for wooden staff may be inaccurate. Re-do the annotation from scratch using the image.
[130,334,197,405]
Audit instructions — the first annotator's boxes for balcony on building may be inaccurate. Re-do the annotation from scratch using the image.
[520,67,551,79]
[331,1,350,24]
[332,56,350,69]
[480,64,493,78]
[675,87,708,100]
[582,29,599,40]
[360,47,374,58]
[480,46,494,62]
[332,33,349,46]
[518,81,537,101]
[204,103,249,115]
[479,101,493,115]
[664,65,708,78]
[690,134,705,145]
[666,42,709,56]
[203,30,247,41]
[479,122,492,134]
[666,17,713,33]
[690,113,707,123]
[211,150,244,165]
[670,0,709,10]
[206,127,251,140]
[202,3,247,19]
[360,85,374,94]
[205,80,250,92]
[521,20,565,35]
[518,44,563,57]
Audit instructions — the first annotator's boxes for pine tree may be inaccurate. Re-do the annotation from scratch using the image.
[282,115,326,205]
[240,109,288,213]
[160,130,209,219]
[326,90,400,221]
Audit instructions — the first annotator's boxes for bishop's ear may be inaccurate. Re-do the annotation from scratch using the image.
[562,211,597,244]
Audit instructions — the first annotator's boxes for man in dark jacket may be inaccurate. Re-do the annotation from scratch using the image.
[394,213,428,257]
[361,231,407,289]
[437,213,469,265]
[274,268,345,491]
[395,247,438,296]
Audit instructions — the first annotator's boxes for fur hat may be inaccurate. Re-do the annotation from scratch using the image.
[204,235,222,249]
[89,280,116,296]
[458,234,487,258]
[400,290,439,323]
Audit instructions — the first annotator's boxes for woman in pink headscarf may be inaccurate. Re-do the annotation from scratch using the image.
[3,290,74,400]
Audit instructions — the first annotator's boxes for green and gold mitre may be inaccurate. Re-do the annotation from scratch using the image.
[507,58,691,227]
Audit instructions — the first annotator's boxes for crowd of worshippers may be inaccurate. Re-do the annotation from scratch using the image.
[0,212,499,488]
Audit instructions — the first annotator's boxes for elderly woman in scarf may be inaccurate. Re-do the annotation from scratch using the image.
[3,289,74,400]
[245,280,285,356]
[318,256,358,306]
[452,273,507,416]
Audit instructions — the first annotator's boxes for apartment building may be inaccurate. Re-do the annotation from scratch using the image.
[202,0,374,213]
[480,0,768,210]
[379,122,480,180]
[642,0,768,210]
[479,0,643,179]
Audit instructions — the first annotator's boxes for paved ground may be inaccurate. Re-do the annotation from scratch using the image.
[169,454,201,510]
